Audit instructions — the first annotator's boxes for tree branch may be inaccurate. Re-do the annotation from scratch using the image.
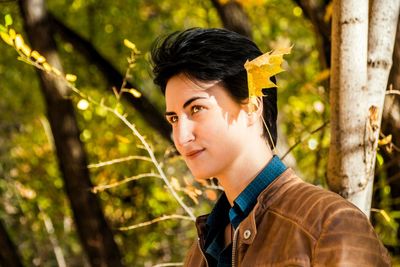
[48,13,172,141]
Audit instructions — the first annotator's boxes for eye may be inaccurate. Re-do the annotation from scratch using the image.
[191,105,204,115]
[166,115,178,124]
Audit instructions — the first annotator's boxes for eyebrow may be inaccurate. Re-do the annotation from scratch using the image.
[165,96,208,116]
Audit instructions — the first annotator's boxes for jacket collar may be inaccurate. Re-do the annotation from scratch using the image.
[195,168,298,246]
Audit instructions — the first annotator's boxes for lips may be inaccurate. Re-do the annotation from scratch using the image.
[184,148,205,159]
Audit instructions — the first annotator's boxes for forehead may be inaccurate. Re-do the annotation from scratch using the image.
[165,74,221,107]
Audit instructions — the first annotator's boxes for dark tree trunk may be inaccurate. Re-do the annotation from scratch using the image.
[18,0,124,266]
[47,13,171,141]
[210,0,253,38]
[293,0,331,69]
[0,220,24,267]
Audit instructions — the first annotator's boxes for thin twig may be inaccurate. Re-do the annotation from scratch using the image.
[152,262,183,267]
[92,173,162,193]
[282,121,330,160]
[118,214,193,231]
[87,155,152,168]
[111,110,196,220]
[386,89,400,96]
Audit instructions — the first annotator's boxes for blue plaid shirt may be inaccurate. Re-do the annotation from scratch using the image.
[204,155,287,267]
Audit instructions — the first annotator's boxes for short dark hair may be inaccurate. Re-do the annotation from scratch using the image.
[151,28,277,147]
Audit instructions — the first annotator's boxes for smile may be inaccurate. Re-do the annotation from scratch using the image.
[185,148,206,159]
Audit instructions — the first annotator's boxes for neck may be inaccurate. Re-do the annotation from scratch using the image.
[217,140,273,206]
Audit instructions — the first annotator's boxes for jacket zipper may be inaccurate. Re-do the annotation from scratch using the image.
[231,226,240,267]
[197,238,209,267]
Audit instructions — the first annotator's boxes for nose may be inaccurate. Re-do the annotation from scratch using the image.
[173,117,195,147]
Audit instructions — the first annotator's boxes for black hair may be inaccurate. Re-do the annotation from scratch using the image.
[151,28,277,147]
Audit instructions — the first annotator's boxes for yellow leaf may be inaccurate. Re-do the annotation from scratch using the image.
[21,44,31,56]
[8,28,16,40]
[123,39,140,54]
[0,32,13,46]
[66,73,77,82]
[115,134,131,144]
[5,14,13,27]
[31,50,46,63]
[14,34,23,50]
[378,135,392,146]
[244,46,292,100]
[42,62,52,72]
[127,88,141,98]
[324,1,333,23]
[314,69,330,83]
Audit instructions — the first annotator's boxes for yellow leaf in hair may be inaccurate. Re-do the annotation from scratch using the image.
[244,46,292,100]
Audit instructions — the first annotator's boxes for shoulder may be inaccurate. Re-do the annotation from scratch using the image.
[264,171,371,239]
[259,172,390,266]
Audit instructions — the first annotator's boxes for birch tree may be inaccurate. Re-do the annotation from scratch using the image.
[328,0,400,216]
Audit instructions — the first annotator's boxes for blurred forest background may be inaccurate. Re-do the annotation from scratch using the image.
[0,0,399,266]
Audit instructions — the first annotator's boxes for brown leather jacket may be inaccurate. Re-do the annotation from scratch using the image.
[184,169,391,267]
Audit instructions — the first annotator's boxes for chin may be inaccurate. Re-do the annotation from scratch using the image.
[189,169,212,181]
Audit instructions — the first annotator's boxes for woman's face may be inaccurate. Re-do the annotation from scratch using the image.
[165,74,250,180]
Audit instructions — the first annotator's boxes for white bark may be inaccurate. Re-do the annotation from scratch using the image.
[328,0,400,217]
[363,0,400,215]
[328,0,369,212]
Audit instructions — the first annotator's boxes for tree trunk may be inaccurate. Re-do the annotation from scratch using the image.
[210,0,252,38]
[328,0,400,216]
[365,0,400,214]
[381,17,400,253]
[18,0,124,266]
[292,0,331,69]
[47,13,172,141]
[0,220,24,267]
[328,0,370,213]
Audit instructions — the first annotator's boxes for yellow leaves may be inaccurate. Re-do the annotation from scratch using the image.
[14,34,23,50]
[123,39,140,54]
[4,14,13,27]
[219,0,265,7]
[0,24,79,83]
[127,88,141,98]
[42,62,52,72]
[0,32,12,46]
[8,28,16,39]
[21,44,32,57]
[244,46,292,100]
[324,1,334,23]
[379,135,392,146]
[31,51,46,63]
[120,88,142,98]
[66,73,77,82]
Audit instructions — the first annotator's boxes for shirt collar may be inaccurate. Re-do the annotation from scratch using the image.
[203,155,287,261]
[229,155,287,228]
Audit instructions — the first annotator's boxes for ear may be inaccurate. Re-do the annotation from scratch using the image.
[245,97,263,126]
